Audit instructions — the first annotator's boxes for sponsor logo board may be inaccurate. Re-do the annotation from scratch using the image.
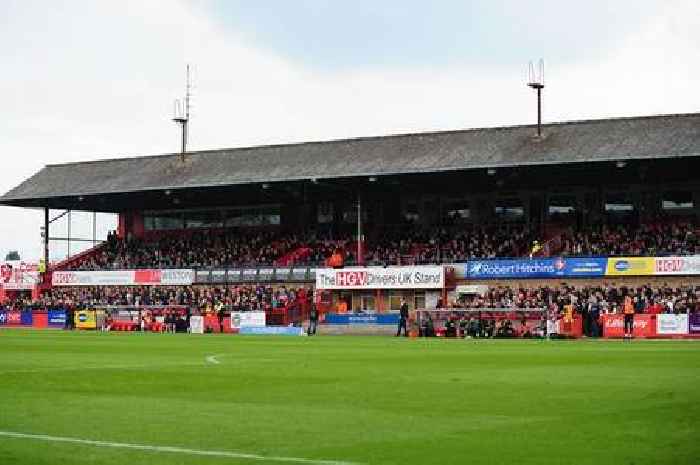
[656,314,689,335]
[323,313,400,325]
[689,313,700,334]
[466,257,607,279]
[230,311,266,329]
[238,326,304,336]
[315,266,444,290]
[603,314,656,337]
[189,315,204,334]
[48,310,67,326]
[605,257,655,276]
[654,256,700,275]
[52,269,194,286]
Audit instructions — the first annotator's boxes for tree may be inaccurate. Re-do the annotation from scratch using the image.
[5,251,20,261]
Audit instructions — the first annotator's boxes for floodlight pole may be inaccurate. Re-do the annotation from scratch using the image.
[528,82,544,137]
[536,85,542,137]
[527,59,545,137]
[173,64,191,161]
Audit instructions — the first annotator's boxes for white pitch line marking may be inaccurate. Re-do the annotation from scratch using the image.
[205,355,221,364]
[0,431,361,465]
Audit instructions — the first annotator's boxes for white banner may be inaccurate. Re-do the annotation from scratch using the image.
[230,311,266,329]
[654,256,700,275]
[158,269,196,285]
[315,266,444,290]
[456,285,489,295]
[52,269,194,286]
[425,290,441,309]
[1,261,40,290]
[189,315,204,334]
[656,314,689,335]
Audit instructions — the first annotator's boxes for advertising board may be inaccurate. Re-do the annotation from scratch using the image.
[465,257,607,279]
[323,313,400,325]
[74,310,97,329]
[654,256,700,275]
[52,269,194,286]
[605,257,655,276]
[602,314,656,337]
[656,314,689,335]
[689,313,700,334]
[48,310,67,326]
[316,266,443,290]
[238,326,304,336]
[189,315,204,334]
[230,311,266,329]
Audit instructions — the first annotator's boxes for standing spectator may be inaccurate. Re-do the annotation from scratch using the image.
[589,296,600,337]
[623,295,635,341]
[396,298,409,337]
[308,302,319,336]
[216,300,225,333]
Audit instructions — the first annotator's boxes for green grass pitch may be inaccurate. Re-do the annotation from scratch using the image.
[0,330,698,465]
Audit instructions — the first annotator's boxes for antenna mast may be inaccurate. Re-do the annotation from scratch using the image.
[527,59,545,137]
[173,64,192,159]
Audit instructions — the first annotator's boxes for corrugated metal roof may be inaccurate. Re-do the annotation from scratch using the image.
[2,112,699,203]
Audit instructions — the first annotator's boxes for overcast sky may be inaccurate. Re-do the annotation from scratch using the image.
[1,0,699,261]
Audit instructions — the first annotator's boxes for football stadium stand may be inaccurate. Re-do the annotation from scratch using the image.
[1,113,699,337]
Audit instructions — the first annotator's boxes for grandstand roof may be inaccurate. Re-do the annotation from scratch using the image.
[2,112,700,209]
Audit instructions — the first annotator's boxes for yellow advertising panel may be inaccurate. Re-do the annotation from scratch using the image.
[74,310,97,329]
[605,257,655,276]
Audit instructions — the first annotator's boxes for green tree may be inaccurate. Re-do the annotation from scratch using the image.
[5,251,20,261]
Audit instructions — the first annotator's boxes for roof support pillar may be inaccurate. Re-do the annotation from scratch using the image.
[43,207,49,271]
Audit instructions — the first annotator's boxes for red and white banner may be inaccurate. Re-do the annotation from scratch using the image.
[315,266,444,290]
[654,256,700,275]
[656,314,689,335]
[602,314,657,338]
[0,261,40,290]
[52,269,194,286]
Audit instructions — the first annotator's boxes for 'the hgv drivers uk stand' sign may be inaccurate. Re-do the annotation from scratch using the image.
[315,266,444,290]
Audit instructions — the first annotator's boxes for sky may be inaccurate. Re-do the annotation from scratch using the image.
[1,0,699,261]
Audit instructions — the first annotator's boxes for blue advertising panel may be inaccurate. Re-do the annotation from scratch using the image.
[561,258,608,276]
[466,257,607,279]
[323,313,400,325]
[20,310,33,326]
[239,326,304,336]
[48,309,67,326]
[0,310,6,325]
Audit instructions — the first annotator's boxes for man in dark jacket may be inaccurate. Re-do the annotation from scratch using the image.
[396,299,409,337]
[308,302,319,336]
[216,302,226,333]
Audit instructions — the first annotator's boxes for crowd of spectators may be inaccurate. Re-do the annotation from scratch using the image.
[36,284,309,313]
[364,226,536,265]
[59,219,699,272]
[557,221,699,257]
[70,231,307,270]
